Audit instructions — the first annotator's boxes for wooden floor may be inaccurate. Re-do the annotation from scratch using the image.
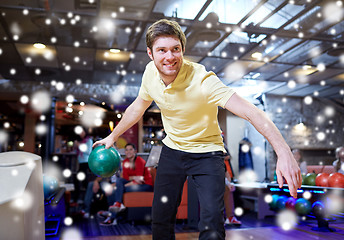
[81,223,344,240]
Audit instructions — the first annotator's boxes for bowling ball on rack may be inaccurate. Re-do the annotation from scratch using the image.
[312,201,326,218]
[328,172,344,188]
[303,173,317,186]
[43,175,59,199]
[285,197,297,210]
[301,173,306,185]
[269,194,279,210]
[295,198,312,215]
[276,195,288,210]
[315,172,330,187]
[88,145,121,177]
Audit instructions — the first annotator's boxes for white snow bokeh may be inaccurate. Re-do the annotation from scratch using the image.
[241,143,250,153]
[79,143,88,153]
[74,125,83,135]
[302,191,312,200]
[30,90,51,113]
[276,209,298,231]
[224,61,246,81]
[316,63,326,72]
[65,94,75,103]
[238,169,258,185]
[316,114,325,125]
[61,228,82,240]
[64,217,73,226]
[325,192,344,214]
[234,207,244,216]
[110,85,127,104]
[264,194,273,204]
[35,123,48,136]
[52,155,59,162]
[80,106,105,128]
[11,169,18,176]
[324,106,335,117]
[77,172,86,181]
[340,54,344,65]
[303,96,313,105]
[287,80,296,88]
[56,82,65,91]
[316,132,326,141]
[323,2,344,24]
[101,182,114,195]
[3,122,9,128]
[123,161,131,169]
[161,196,168,203]
[63,169,72,178]
[10,22,21,38]
[10,190,33,212]
[20,95,29,104]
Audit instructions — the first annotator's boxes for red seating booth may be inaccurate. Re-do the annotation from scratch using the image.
[122,167,188,221]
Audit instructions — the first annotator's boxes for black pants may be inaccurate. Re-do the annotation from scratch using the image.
[152,145,226,240]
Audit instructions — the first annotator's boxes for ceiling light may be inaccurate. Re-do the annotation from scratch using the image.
[302,65,312,70]
[252,73,260,79]
[110,49,120,53]
[295,118,306,131]
[33,43,46,49]
[251,52,262,59]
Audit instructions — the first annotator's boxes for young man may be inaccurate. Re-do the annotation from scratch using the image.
[93,19,302,240]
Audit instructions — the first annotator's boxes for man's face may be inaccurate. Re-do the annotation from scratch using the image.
[147,35,184,82]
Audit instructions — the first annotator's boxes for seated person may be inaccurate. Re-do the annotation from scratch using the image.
[100,143,154,226]
[333,146,344,174]
[292,149,307,174]
[82,173,118,218]
[74,127,94,202]
[224,153,241,226]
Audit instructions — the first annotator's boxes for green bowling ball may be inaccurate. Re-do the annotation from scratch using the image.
[88,145,121,177]
[269,194,279,210]
[301,173,306,185]
[295,198,312,215]
[276,195,288,210]
[303,173,317,186]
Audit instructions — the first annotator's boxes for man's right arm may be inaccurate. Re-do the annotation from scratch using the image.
[93,96,152,149]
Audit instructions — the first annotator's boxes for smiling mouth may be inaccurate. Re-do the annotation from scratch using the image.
[164,62,177,68]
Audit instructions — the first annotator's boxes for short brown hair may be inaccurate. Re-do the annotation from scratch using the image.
[146,19,186,51]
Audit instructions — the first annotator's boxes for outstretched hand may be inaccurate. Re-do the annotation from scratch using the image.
[92,134,116,149]
[275,151,302,198]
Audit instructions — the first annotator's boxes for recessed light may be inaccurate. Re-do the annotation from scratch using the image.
[33,43,46,49]
[110,48,120,53]
[251,52,262,59]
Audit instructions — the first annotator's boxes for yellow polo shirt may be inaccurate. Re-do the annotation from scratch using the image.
[139,60,235,153]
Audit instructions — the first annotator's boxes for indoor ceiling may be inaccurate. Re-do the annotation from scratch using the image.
[0,0,343,110]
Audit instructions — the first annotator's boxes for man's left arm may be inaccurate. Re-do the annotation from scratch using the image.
[224,93,302,198]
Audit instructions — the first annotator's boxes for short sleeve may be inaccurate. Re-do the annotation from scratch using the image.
[138,63,154,102]
[201,74,235,108]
